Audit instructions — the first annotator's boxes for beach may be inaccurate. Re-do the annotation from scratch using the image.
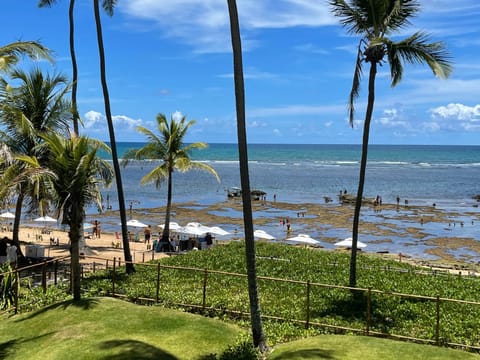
[4,197,479,273]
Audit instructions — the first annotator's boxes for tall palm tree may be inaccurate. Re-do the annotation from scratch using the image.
[122,113,219,243]
[31,133,113,300]
[93,0,134,273]
[0,41,52,73]
[0,68,72,254]
[226,0,267,351]
[38,0,80,135]
[329,0,452,287]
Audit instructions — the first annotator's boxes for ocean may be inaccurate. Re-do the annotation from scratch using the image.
[98,143,480,213]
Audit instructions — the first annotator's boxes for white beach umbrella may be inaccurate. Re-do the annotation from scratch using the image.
[34,215,57,223]
[0,212,15,219]
[181,222,210,236]
[254,229,275,240]
[208,226,230,236]
[126,219,148,228]
[286,234,321,246]
[158,222,182,231]
[334,237,367,249]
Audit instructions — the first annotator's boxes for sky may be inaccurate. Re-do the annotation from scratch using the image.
[2,1,480,145]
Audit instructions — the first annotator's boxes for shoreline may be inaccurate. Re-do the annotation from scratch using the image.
[2,199,480,272]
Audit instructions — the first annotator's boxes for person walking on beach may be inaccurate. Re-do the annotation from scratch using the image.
[144,225,152,245]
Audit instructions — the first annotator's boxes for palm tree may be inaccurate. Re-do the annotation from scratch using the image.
[93,0,134,274]
[226,0,267,351]
[0,68,72,255]
[329,0,452,287]
[33,132,113,300]
[122,113,219,243]
[0,41,52,73]
[38,0,80,135]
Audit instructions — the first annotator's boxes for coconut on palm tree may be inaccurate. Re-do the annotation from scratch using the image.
[329,0,452,287]
[30,132,113,300]
[92,0,134,273]
[226,0,267,351]
[122,113,219,245]
[0,68,72,255]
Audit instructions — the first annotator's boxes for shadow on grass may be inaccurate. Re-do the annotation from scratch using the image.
[271,348,336,359]
[0,332,55,359]
[14,298,100,322]
[98,339,178,360]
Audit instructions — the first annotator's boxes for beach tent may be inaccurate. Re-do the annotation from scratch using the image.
[254,229,275,240]
[334,237,367,249]
[286,234,321,246]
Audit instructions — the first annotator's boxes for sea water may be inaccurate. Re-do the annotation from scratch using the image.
[98,143,480,212]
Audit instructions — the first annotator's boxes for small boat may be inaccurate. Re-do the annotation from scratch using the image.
[227,187,242,198]
[227,187,266,200]
[250,189,267,200]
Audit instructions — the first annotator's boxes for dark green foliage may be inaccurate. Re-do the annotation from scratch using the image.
[0,264,16,309]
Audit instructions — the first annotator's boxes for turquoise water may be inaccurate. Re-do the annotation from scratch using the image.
[97,143,480,211]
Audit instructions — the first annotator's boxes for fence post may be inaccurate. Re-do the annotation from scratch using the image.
[93,262,96,273]
[202,268,208,313]
[54,260,58,285]
[305,280,311,329]
[366,288,371,336]
[42,261,47,293]
[142,252,145,263]
[155,263,161,303]
[435,295,440,345]
[112,258,116,297]
[106,259,109,270]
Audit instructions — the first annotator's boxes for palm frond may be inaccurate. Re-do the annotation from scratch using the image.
[349,41,364,126]
[0,41,52,72]
[392,31,452,84]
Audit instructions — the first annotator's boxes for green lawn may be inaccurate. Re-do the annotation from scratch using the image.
[269,335,480,360]
[0,297,243,360]
[1,297,479,359]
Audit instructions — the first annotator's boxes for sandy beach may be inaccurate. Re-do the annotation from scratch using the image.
[2,199,480,272]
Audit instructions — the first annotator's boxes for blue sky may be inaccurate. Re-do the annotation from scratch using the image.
[2,1,480,145]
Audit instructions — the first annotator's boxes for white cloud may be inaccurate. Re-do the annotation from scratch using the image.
[119,0,335,53]
[429,103,480,132]
[82,110,147,141]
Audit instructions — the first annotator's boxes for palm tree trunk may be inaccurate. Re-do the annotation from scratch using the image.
[12,191,24,258]
[69,0,79,135]
[161,169,173,242]
[69,209,82,300]
[227,0,267,351]
[349,61,377,288]
[93,0,134,273]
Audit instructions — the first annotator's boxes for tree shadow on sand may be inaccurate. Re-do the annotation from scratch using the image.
[98,339,178,360]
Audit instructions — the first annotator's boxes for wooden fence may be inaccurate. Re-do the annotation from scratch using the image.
[2,255,480,351]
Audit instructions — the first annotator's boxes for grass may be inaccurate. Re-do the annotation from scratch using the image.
[6,242,480,358]
[269,335,480,360]
[0,298,478,359]
[0,297,243,360]
[81,242,480,347]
